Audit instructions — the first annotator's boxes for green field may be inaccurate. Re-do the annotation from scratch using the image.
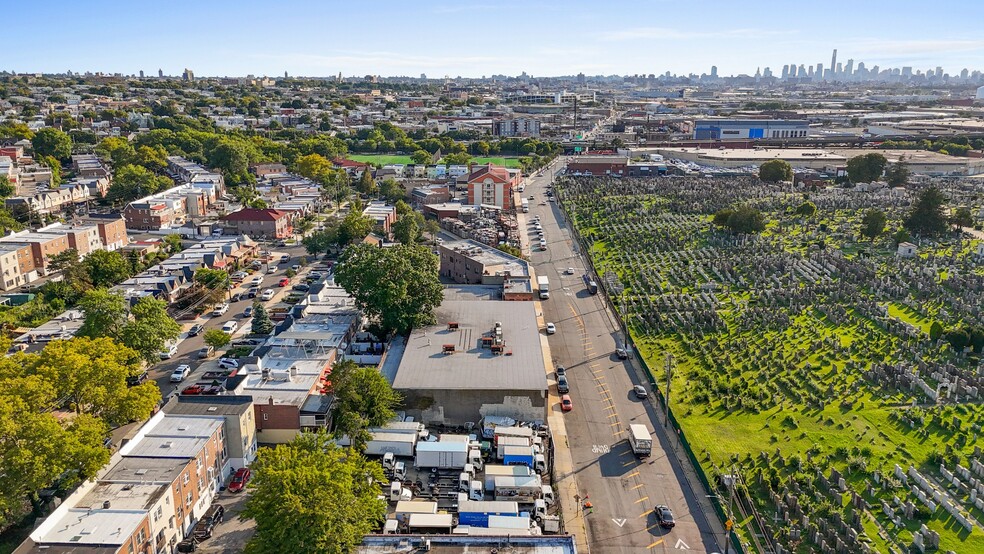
[563,177,984,553]
[347,154,523,169]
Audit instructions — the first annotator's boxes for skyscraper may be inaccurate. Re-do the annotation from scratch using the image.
[815,63,824,82]
[139,70,144,78]
[845,59,854,78]
[182,68,194,81]
[710,65,718,78]
[781,65,789,79]
[830,49,838,78]
[158,68,163,78]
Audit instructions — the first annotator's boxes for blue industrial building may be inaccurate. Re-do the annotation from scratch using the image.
[694,119,810,140]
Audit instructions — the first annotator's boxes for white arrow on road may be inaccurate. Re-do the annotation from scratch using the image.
[611,518,626,527]
[674,538,690,549]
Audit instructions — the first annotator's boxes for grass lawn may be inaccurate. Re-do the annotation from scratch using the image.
[346,154,523,169]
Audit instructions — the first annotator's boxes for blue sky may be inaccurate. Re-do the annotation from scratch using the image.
[11,0,984,78]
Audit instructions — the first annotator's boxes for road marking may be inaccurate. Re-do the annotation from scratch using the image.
[630,483,645,490]
[622,460,635,467]
[675,539,690,549]
[607,413,618,419]
[610,422,621,428]
[639,510,653,518]
[625,471,640,479]
[634,496,649,504]
[647,539,664,548]
[612,518,627,527]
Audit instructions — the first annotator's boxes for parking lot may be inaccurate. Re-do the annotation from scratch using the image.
[196,488,254,553]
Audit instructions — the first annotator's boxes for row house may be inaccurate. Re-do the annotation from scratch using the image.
[362,201,397,235]
[16,412,239,554]
[5,181,92,215]
[72,153,110,179]
[123,184,218,231]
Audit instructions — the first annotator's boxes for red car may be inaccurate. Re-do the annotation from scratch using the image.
[278,277,289,287]
[561,395,573,412]
[228,467,251,493]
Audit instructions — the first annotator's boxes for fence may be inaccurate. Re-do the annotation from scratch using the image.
[557,187,745,554]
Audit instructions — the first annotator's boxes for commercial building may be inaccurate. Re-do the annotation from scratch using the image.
[438,239,534,301]
[693,119,811,140]
[566,155,629,176]
[384,299,548,425]
[466,164,520,210]
[655,147,846,170]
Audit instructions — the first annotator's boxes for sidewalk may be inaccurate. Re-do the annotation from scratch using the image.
[536,301,590,553]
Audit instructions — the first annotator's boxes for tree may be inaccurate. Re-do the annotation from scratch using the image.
[203,329,231,349]
[336,210,373,245]
[240,432,386,554]
[117,296,181,364]
[443,152,471,166]
[251,302,275,335]
[31,128,72,160]
[885,156,910,187]
[46,248,80,272]
[903,187,949,237]
[81,250,132,288]
[794,201,817,218]
[846,153,888,183]
[945,327,971,351]
[134,144,169,172]
[356,169,377,196]
[209,140,249,176]
[929,321,944,341]
[329,360,402,447]
[95,136,136,167]
[295,153,334,181]
[194,268,232,306]
[950,206,974,229]
[759,159,792,183]
[712,206,766,234]
[77,289,128,339]
[378,178,406,203]
[29,337,159,426]
[0,175,14,198]
[859,209,887,240]
[423,218,441,242]
[105,164,172,205]
[163,233,184,253]
[410,150,432,165]
[392,208,424,244]
[335,243,444,335]
[892,228,911,246]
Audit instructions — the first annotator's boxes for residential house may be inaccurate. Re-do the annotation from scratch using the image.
[221,208,292,239]
[362,201,397,234]
[466,164,520,210]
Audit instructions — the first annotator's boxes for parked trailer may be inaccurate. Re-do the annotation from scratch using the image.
[483,464,534,490]
[369,421,426,436]
[629,424,653,457]
[408,513,454,534]
[415,441,472,469]
[456,500,520,527]
[496,435,533,459]
[393,500,437,523]
[493,426,534,446]
[365,432,417,458]
[493,475,543,503]
[502,445,535,468]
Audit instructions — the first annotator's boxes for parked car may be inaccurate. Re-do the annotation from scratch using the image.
[545,322,556,334]
[241,306,253,318]
[561,395,573,412]
[566,267,575,275]
[655,505,675,528]
[228,467,251,493]
[198,345,215,359]
[249,260,263,270]
[170,365,192,383]
[267,265,278,274]
[280,254,291,263]
[176,537,199,553]
[230,271,248,281]
[250,276,264,286]
[159,343,178,359]
[306,272,322,281]
[260,289,275,301]
[193,504,225,540]
[633,385,649,399]
[292,283,310,292]
[290,264,300,271]
[616,343,629,359]
[188,324,204,336]
[221,321,238,334]
[126,370,149,387]
[232,338,263,347]
[246,287,259,299]
[278,277,290,287]
[212,303,229,316]
[218,358,239,370]
[556,365,566,377]
[557,375,569,393]
[230,293,243,303]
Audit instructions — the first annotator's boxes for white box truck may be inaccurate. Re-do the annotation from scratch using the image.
[492,475,543,503]
[521,198,530,213]
[483,464,534,490]
[629,424,653,457]
[365,432,417,458]
[537,276,549,299]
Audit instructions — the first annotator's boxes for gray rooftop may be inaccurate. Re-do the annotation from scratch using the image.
[391,300,547,392]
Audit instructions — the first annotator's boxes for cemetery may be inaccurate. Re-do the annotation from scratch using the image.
[558,175,984,553]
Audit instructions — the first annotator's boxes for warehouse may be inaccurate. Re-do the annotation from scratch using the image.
[383,300,547,425]
[694,118,810,140]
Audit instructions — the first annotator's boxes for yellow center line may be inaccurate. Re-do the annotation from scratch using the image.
[625,471,640,479]
[630,483,645,490]
[647,538,664,549]
[622,460,636,467]
[639,509,653,518]
[634,496,649,504]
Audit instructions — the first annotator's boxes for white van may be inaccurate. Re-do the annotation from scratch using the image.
[221,321,239,334]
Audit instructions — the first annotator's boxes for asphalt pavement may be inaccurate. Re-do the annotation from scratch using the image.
[148,242,312,397]
[527,159,722,553]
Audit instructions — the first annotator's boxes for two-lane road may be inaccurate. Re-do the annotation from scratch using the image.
[527,160,720,553]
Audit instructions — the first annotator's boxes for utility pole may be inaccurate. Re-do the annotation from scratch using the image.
[723,467,737,554]
[663,352,673,426]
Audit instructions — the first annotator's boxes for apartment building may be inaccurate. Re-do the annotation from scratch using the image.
[0,243,37,291]
[493,117,541,137]
[466,164,520,210]
[221,208,292,239]
[362,201,397,234]
[16,413,231,554]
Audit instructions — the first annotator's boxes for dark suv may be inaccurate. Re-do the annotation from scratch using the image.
[192,504,225,540]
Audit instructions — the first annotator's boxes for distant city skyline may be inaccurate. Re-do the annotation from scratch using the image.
[9,0,984,78]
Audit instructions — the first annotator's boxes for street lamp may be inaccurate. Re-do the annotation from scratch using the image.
[663,352,674,427]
